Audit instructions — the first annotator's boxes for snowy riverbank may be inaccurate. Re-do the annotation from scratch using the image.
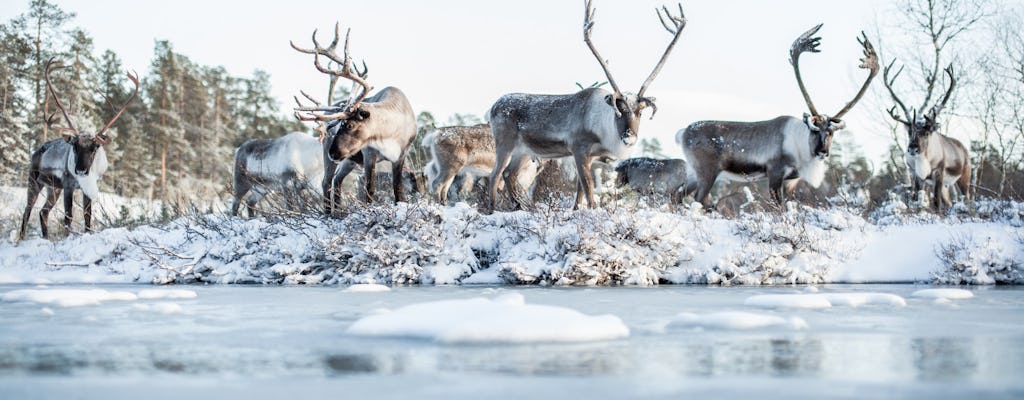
[1,200,1022,286]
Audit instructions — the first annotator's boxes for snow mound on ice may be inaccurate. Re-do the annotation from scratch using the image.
[344,284,391,293]
[821,292,906,307]
[132,302,183,314]
[911,288,974,300]
[744,294,832,309]
[1,289,137,307]
[668,311,807,330]
[346,292,629,344]
[137,289,197,300]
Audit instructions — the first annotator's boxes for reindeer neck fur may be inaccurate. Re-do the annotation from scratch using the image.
[35,138,108,200]
[356,86,416,162]
[907,132,968,186]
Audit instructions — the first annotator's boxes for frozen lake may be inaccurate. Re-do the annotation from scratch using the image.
[1,284,1022,399]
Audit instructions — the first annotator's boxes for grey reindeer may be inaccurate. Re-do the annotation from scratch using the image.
[292,23,417,211]
[230,130,323,217]
[18,58,138,240]
[677,24,878,208]
[882,62,971,211]
[487,0,687,210]
[613,157,688,202]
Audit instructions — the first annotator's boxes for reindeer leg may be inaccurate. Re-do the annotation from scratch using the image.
[434,163,460,205]
[62,187,75,234]
[910,176,922,203]
[504,155,530,210]
[231,182,250,217]
[488,150,514,212]
[83,195,93,232]
[391,158,406,204]
[361,152,378,203]
[20,180,43,241]
[767,167,788,206]
[39,188,61,240]
[932,164,945,211]
[571,153,595,209]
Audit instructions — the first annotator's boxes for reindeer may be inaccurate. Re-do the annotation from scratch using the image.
[230,131,324,217]
[292,23,417,210]
[18,58,138,240]
[678,24,878,208]
[883,62,971,211]
[613,157,688,201]
[487,0,686,210]
[423,123,539,205]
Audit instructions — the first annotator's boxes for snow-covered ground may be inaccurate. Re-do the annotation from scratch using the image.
[0,284,1021,399]
[1,199,1021,286]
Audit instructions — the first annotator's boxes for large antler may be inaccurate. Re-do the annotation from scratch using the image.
[789,24,824,117]
[94,70,140,144]
[832,31,879,119]
[291,22,372,120]
[636,2,686,114]
[929,64,956,119]
[583,0,624,115]
[44,57,77,135]
[882,58,911,124]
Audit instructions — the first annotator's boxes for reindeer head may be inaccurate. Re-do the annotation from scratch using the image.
[885,63,955,157]
[45,58,139,175]
[582,0,685,145]
[292,23,375,162]
[790,25,878,159]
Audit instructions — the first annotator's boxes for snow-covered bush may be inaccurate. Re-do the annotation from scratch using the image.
[701,203,866,285]
[934,232,1024,284]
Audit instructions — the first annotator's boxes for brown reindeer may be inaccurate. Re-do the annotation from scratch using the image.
[883,62,971,211]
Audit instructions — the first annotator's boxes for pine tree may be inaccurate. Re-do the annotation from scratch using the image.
[0,20,33,183]
[18,0,74,147]
[146,40,186,201]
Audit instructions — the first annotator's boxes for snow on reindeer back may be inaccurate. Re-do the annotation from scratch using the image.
[346,292,629,344]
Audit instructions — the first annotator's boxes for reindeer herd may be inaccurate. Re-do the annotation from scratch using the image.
[16,1,974,241]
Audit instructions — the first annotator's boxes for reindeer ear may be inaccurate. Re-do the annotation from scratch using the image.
[356,109,370,120]
[605,94,614,107]
[63,133,75,143]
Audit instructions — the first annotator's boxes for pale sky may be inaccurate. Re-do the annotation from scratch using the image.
[3,0,925,161]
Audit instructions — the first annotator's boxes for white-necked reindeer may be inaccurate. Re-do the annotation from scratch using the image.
[423,123,538,205]
[292,23,417,210]
[230,130,323,217]
[883,62,971,211]
[678,24,878,207]
[18,58,138,240]
[487,0,686,210]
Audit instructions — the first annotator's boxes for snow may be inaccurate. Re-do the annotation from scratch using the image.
[137,289,198,300]
[744,294,833,309]
[1,197,1021,286]
[133,302,184,314]
[820,292,906,307]
[344,283,391,293]
[745,292,906,309]
[1,289,137,307]
[911,288,974,300]
[668,311,808,330]
[346,292,630,344]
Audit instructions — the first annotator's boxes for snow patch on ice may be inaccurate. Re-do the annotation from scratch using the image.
[744,294,832,309]
[346,292,629,344]
[668,311,808,330]
[820,292,906,307]
[1,289,137,307]
[137,289,198,300]
[132,302,183,314]
[911,288,974,300]
[344,284,391,293]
